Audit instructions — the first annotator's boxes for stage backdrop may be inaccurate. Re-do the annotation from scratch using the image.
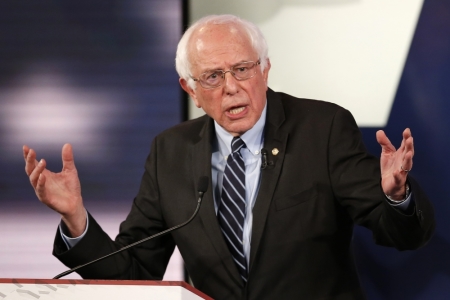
[1,1,449,297]
[189,0,450,299]
[0,0,184,280]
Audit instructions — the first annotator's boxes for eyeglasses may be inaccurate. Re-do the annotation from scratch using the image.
[192,60,261,89]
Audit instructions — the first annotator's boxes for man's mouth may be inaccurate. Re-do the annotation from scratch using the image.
[229,106,245,115]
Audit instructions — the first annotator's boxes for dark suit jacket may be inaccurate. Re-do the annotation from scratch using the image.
[54,89,435,300]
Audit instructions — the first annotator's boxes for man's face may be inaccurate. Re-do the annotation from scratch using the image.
[180,24,270,136]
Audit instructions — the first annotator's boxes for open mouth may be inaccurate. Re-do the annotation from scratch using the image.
[228,106,245,115]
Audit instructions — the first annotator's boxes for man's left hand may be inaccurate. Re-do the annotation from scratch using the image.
[376,128,414,201]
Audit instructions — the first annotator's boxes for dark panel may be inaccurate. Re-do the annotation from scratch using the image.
[0,0,182,205]
[0,0,183,278]
[357,0,450,298]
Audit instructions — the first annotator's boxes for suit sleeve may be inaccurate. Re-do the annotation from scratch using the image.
[328,108,435,250]
[53,136,176,279]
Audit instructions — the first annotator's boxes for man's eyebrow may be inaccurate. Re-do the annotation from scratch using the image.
[201,67,223,73]
[200,60,253,73]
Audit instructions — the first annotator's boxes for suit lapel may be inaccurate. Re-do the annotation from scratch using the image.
[191,116,244,287]
[249,89,288,271]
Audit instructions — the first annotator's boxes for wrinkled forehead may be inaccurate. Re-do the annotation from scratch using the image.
[187,23,255,64]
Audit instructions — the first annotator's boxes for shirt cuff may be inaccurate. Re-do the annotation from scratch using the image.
[58,209,89,249]
[386,192,413,212]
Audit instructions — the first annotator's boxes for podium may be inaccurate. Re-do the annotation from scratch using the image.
[0,279,212,299]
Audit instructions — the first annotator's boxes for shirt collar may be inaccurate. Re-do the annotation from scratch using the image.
[214,101,267,156]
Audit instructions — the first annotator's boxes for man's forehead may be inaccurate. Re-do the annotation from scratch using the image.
[190,24,248,51]
[196,23,241,37]
[188,24,254,64]
[190,51,256,73]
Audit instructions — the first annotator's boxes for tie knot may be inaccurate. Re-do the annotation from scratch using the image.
[231,137,246,154]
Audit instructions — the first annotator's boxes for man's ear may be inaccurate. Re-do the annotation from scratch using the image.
[179,78,201,108]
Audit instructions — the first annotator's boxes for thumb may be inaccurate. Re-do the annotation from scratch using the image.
[376,130,395,153]
[62,143,76,171]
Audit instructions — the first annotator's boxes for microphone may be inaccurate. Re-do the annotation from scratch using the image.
[261,148,268,169]
[53,176,209,279]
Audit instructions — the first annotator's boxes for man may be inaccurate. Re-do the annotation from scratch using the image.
[24,15,434,299]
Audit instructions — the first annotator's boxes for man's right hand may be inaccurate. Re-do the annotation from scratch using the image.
[23,143,87,237]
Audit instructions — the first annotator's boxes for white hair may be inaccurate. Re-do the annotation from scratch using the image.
[175,14,269,90]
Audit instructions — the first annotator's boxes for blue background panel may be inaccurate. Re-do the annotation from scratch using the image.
[357,0,450,298]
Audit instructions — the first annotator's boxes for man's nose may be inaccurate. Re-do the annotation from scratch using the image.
[223,71,238,94]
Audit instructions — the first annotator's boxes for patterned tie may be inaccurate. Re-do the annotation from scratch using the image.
[218,136,248,283]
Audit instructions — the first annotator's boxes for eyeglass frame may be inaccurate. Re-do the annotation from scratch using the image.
[191,59,261,89]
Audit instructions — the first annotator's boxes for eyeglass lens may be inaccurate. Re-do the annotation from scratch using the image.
[199,61,258,88]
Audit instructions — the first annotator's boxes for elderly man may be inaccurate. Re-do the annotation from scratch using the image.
[24,14,434,300]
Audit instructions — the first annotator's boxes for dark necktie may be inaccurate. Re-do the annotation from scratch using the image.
[218,136,248,283]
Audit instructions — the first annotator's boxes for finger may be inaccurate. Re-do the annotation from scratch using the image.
[399,128,414,164]
[376,130,395,153]
[403,128,414,155]
[401,149,414,173]
[23,145,30,162]
[410,136,414,157]
[29,159,46,188]
[35,173,47,202]
[399,128,412,152]
[404,136,414,157]
[25,148,38,176]
[402,128,412,141]
[62,143,76,172]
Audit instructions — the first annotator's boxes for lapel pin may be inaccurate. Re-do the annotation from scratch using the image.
[272,148,279,155]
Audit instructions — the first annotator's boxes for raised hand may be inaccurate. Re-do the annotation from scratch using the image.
[23,143,87,237]
[376,128,414,201]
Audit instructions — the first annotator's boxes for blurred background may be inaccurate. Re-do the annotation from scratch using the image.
[0,0,184,280]
[1,0,449,298]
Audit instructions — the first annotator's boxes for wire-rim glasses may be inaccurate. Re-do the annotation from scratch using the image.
[192,60,261,89]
